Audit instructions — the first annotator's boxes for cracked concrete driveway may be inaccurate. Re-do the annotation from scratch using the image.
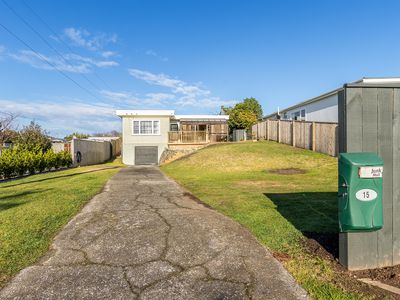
[0,166,309,300]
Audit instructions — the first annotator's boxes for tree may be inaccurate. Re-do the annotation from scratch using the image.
[0,112,18,147]
[92,130,121,137]
[223,97,263,130]
[64,132,90,141]
[235,97,263,119]
[229,109,258,130]
[16,121,52,151]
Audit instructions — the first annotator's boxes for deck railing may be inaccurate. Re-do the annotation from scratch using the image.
[168,131,208,144]
[168,131,229,144]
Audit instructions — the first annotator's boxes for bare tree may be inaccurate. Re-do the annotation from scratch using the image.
[92,130,121,137]
[0,112,18,148]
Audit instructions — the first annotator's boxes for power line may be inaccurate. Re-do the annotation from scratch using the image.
[20,0,115,92]
[1,0,104,92]
[0,22,100,100]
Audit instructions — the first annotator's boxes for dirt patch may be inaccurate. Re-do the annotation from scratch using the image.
[303,232,339,261]
[268,168,307,175]
[302,232,399,299]
[352,265,400,290]
[273,252,291,263]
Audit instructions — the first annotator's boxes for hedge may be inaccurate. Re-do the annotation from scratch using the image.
[0,147,72,179]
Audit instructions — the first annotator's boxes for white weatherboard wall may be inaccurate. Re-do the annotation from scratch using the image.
[121,115,170,165]
[284,93,338,122]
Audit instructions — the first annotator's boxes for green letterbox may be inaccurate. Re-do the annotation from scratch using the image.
[338,153,384,232]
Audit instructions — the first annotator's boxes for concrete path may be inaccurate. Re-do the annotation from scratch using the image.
[0,167,308,300]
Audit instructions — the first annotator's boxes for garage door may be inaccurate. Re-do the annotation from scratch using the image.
[135,146,158,165]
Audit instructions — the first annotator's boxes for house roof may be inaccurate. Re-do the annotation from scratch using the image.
[263,77,400,119]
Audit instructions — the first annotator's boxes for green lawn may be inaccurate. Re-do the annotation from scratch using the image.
[0,159,123,287]
[161,141,366,300]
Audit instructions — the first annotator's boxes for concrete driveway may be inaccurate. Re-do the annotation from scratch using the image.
[0,167,308,300]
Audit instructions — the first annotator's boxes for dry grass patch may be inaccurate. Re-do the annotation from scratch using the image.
[235,179,298,189]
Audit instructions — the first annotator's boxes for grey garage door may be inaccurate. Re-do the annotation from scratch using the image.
[135,146,158,165]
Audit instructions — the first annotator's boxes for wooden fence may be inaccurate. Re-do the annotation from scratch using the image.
[252,119,339,156]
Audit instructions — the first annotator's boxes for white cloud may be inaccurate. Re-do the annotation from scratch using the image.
[95,60,118,67]
[128,68,210,98]
[10,50,91,73]
[143,93,175,105]
[101,89,175,107]
[128,68,233,109]
[0,98,119,137]
[145,50,168,62]
[9,50,118,73]
[65,53,118,67]
[0,45,6,61]
[100,90,131,101]
[101,51,117,58]
[63,27,117,51]
[176,96,235,108]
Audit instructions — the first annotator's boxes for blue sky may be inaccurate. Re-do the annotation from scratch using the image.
[1,0,400,137]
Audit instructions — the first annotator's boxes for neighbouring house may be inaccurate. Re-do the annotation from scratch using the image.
[116,110,229,165]
[264,77,400,122]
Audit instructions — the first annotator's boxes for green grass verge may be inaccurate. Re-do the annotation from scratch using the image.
[161,141,366,300]
[0,159,123,287]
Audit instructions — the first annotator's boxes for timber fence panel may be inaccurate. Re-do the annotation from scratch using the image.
[279,120,292,145]
[293,121,312,150]
[253,119,338,156]
[314,123,338,156]
[268,120,279,141]
[257,121,267,140]
[252,124,258,139]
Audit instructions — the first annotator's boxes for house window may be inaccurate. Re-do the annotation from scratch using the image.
[301,109,306,119]
[132,120,160,135]
[292,111,301,120]
[153,121,160,134]
[170,123,178,131]
[133,121,140,134]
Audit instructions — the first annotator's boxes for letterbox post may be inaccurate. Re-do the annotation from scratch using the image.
[338,85,400,270]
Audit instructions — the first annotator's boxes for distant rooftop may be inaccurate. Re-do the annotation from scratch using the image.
[264,77,400,119]
[355,77,400,84]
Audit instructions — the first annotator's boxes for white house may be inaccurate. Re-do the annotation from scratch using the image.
[264,77,400,122]
[116,110,229,165]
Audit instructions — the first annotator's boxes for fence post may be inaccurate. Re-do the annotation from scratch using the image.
[292,120,296,147]
[312,122,316,151]
[278,120,281,143]
[266,120,269,141]
[257,122,259,140]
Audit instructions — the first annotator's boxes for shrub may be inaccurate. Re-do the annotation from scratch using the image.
[0,148,73,179]
[59,151,73,167]
[0,149,15,178]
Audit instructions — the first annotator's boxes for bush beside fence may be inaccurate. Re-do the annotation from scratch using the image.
[252,119,339,157]
[0,148,72,179]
